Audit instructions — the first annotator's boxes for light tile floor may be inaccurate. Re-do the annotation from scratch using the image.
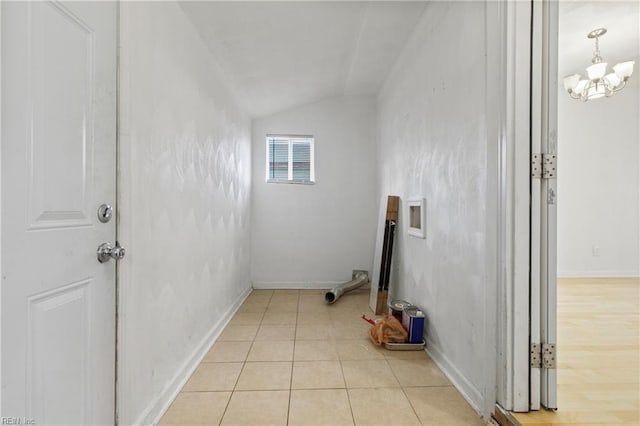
[160,288,484,425]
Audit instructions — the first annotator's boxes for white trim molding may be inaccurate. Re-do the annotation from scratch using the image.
[251,280,368,290]
[139,286,251,426]
[425,339,484,415]
[558,271,640,278]
[493,0,533,414]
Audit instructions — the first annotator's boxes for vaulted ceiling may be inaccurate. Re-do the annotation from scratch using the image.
[180,1,638,118]
[180,1,428,118]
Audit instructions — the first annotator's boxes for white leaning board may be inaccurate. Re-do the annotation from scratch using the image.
[369,195,389,312]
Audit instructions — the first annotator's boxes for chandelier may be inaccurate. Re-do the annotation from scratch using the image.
[563,28,635,101]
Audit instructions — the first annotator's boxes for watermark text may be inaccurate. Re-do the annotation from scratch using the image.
[1,417,36,425]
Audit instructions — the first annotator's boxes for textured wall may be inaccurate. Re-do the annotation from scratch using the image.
[251,96,377,287]
[376,1,498,415]
[118,2,252,424]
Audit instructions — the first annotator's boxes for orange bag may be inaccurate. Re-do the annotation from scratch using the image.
[368,313,408,346]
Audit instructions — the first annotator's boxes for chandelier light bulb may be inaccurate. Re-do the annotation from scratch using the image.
[586,62,607,80]
[564,28,635,101]
[563,73,581,92]
[604,72,621,88]
[613,61,635,79]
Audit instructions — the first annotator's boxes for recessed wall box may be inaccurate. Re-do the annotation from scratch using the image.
[407,198,426,238]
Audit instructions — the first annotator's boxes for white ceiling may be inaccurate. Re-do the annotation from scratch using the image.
[180,1,639,117]
[559,1,640,82]
[180,1,428,118]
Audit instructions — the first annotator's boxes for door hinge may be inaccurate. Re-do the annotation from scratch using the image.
[531,153,557,179]
[543,154,557,179]
[542,343,557,369]
[530,343,541,368]
[531,154,542,178]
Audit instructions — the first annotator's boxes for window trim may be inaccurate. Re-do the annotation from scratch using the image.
[265,134,315,184]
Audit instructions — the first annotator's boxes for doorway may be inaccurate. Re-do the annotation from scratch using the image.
[512,1,640,423]
[504,3,640,423]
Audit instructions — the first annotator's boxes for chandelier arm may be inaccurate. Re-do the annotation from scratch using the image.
[610,79,627,93]
[568,91,582,100]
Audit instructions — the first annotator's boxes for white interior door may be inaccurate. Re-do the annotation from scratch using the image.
[1,1,117,424]
[531,0,558,411]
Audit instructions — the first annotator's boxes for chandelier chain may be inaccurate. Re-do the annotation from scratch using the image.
[592,36,602,64]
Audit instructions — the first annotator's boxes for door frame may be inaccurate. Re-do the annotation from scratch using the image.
[114,2,121,422]
[529,0,559,411]
[0,3,4,409]
[529,0,544,410]
[537,0,559,409]
[495,0,533,413]
[496,0,560,413]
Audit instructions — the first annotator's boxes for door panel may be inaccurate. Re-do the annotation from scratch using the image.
[2,1,117,424]
[28,279,92,424]
[28,1,95,229]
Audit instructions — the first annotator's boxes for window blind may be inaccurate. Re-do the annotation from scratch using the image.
[266,135,314,183]
[268,139,289,180]
[292,143,311,180]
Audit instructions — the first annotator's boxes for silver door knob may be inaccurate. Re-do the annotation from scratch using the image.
[97,241,126,263]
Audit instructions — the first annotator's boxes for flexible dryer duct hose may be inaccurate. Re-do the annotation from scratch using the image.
[324,271,369,304]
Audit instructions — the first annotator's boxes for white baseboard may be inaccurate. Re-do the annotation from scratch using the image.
[251,280,345,290]
[424,337,484,418]
[558,270,640,278]
[137,286,252,426]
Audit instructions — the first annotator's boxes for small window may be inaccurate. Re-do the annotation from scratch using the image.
[266,135,315,184]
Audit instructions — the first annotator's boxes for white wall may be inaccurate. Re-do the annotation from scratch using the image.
[118,2,252,424]
[557,90,639,277]
[251,96,377,288]
[557,10,640,277]
[375,1,500,417]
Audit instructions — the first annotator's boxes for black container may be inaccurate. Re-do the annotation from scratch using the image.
[388,299,411,322]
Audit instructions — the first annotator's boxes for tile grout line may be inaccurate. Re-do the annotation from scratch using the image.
[336,320,358,426]
[340,361,358,425]
[400,389,423,424]
[386,355,424,424]
[218,288,271,425]
[286,290,300,426]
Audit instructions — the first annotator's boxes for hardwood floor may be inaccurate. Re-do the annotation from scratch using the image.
[512,277,640,425]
